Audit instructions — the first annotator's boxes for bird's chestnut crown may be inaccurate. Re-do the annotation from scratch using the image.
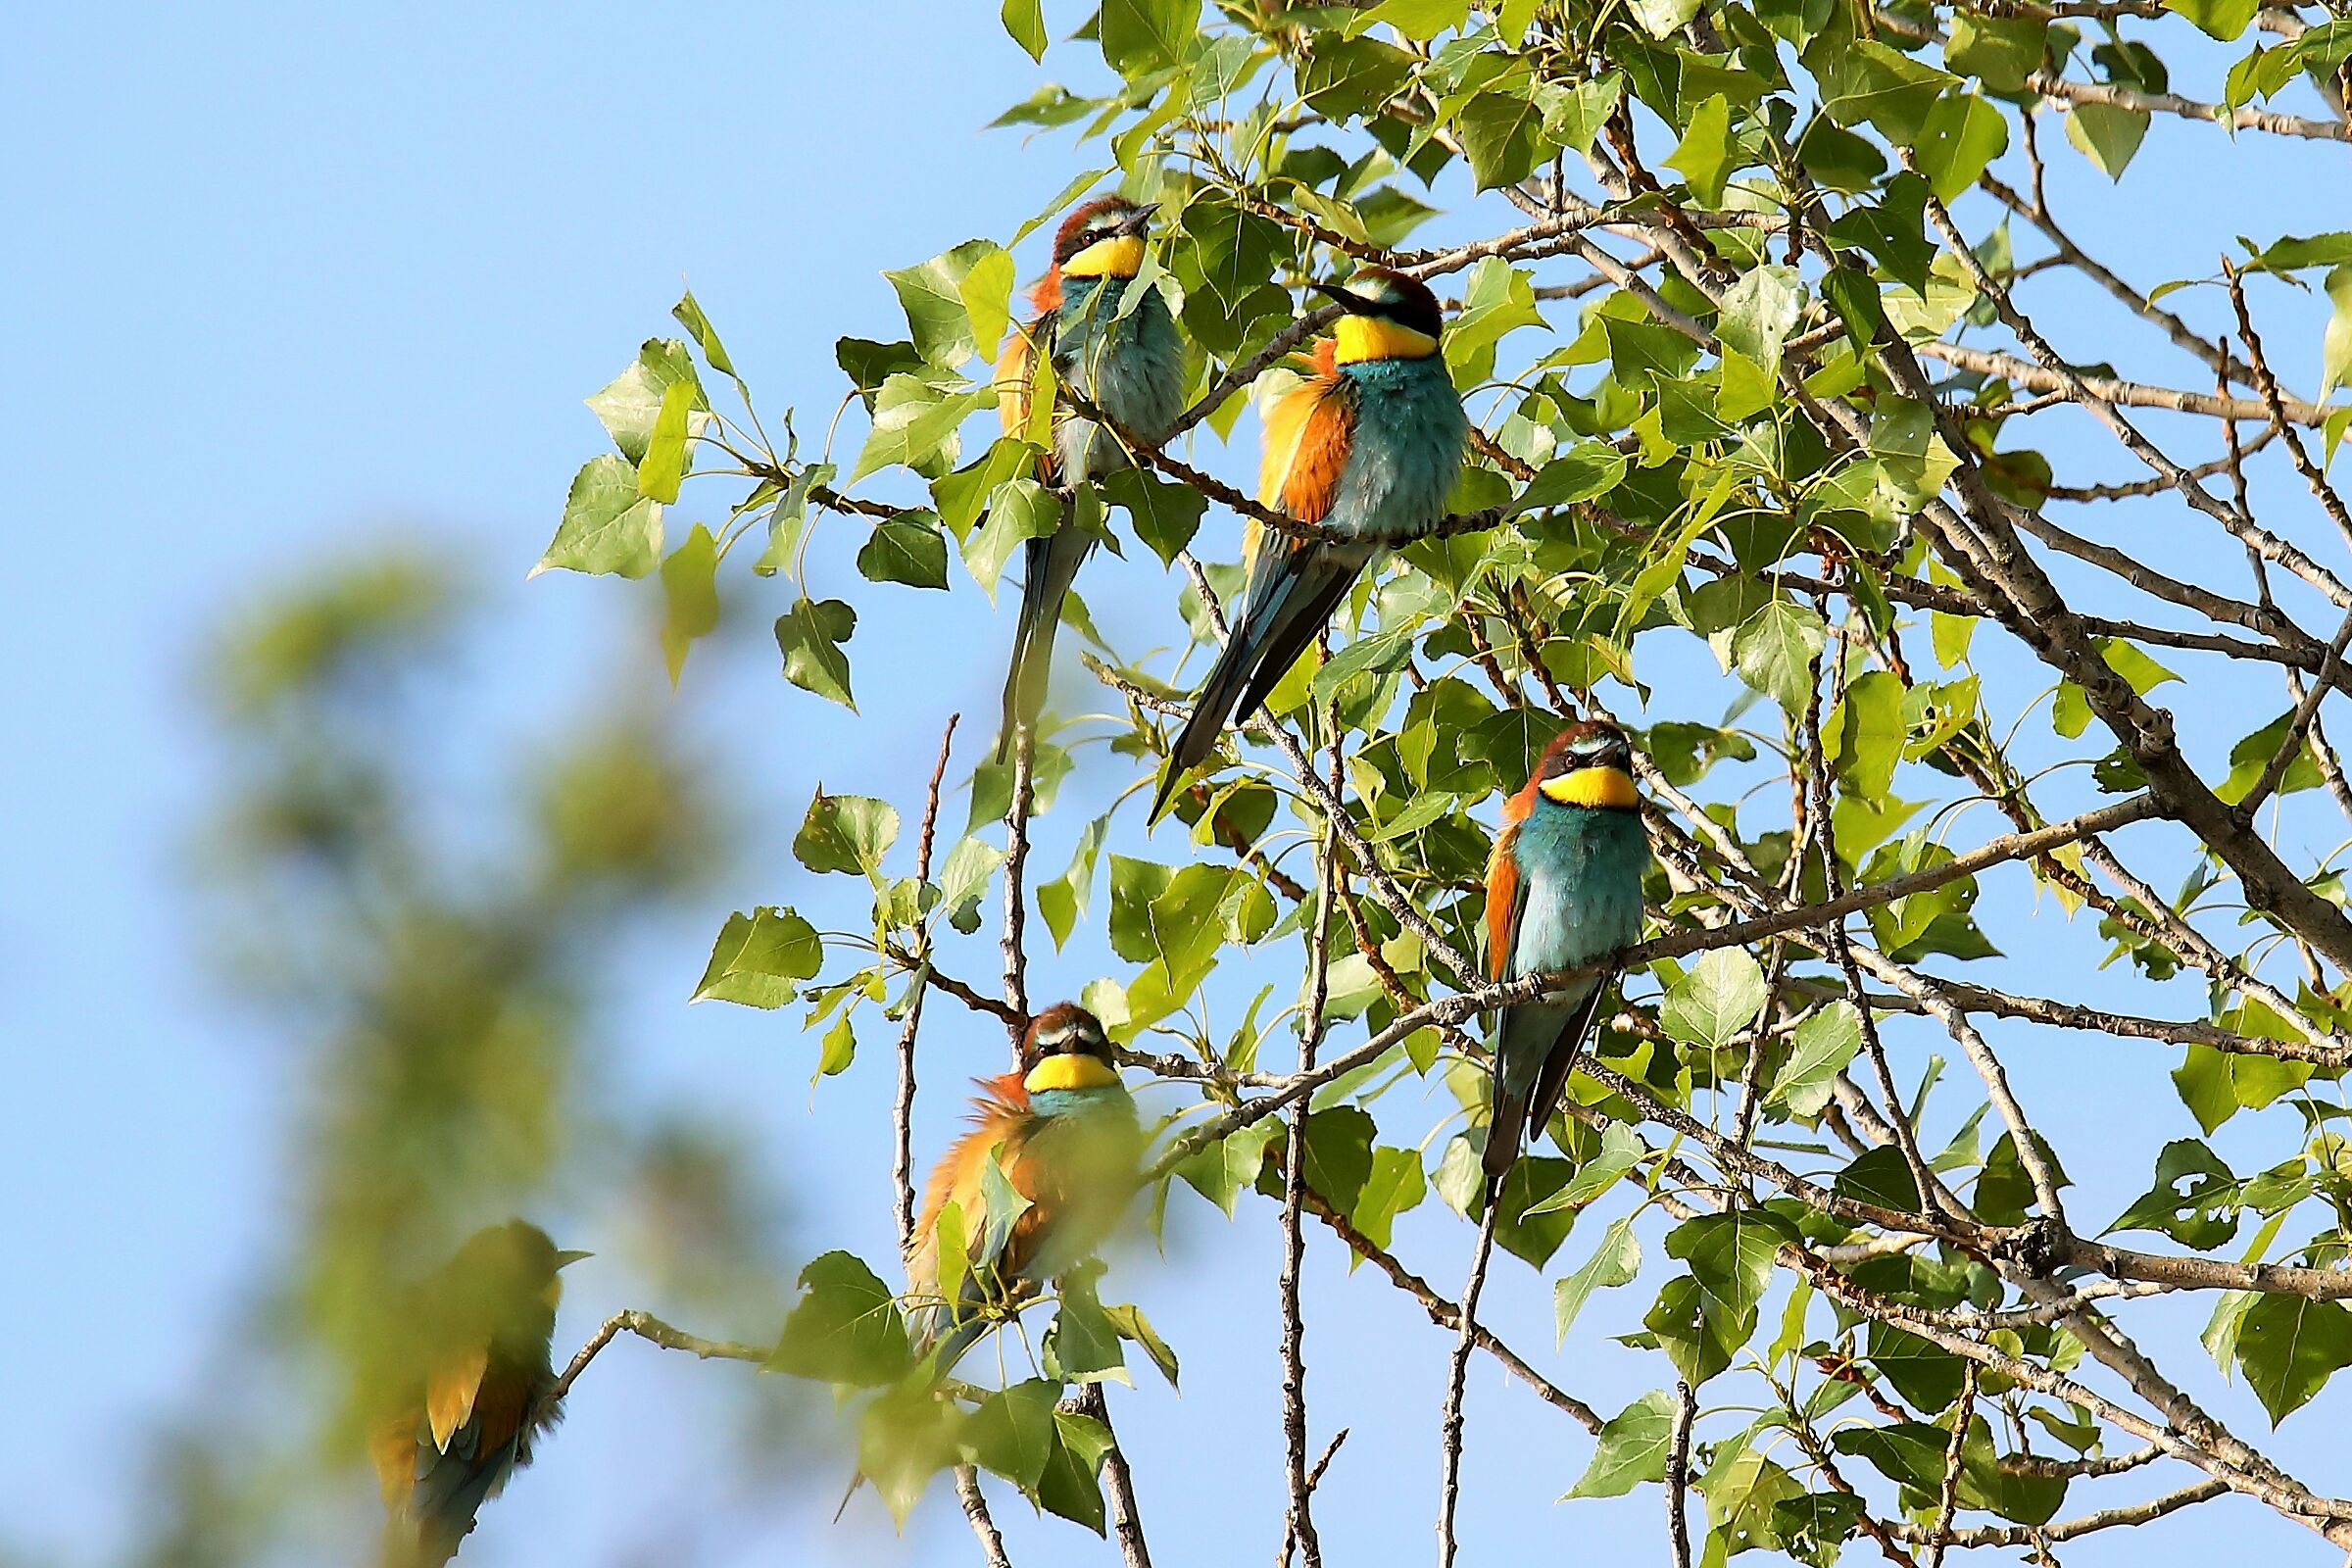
[1315,268,1445,364]
[1534,721,1639,810]
[1054,197,1158,280]
[1022,1003,1121,1093]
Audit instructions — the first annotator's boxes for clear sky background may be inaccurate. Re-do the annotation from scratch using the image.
[7,4,2352,1566]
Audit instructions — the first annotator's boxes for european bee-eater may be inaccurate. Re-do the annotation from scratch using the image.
[905,1003,1142,1366]
[1154,268,1467,814]
[370,1220,588,1567]
[1482,722,1648,1182]
[995,195,1186,760]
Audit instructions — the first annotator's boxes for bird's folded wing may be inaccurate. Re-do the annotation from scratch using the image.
[1257,350,1354,524]
[1484,823,1524,983]
[426,1345,488,1453]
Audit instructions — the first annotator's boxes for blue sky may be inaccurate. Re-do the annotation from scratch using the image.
[7,4,2352,1565]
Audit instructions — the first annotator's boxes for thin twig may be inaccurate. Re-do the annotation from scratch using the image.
[1925,1362,1979,1568]
[1665,1380,1696,1568]
[1001,724,1034,1045]
[1077,1384,1154,1568]
[1435,1196,1499,1568]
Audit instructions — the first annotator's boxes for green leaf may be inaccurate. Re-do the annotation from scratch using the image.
[1001,0,1049,60]
[1097,0,1196,77]
[851,376,991,484]
[1565,1390,1678,1497]
[1349,1145,1428,1252]
[1534,1121,1646,1215]
[885,238,1000,367]
[1040,812,1109,950]
[671,288,735,377]
[963,477,1062,601]
[767,1250,911,1386]
[1715,263,1804,372]
[1631,0,1702,38]
[1838,1144,1924,1214]
[1767,1003,1862,1118]
[2166,0,2259,41]
[934,836,1004,928]
[1455,77,1547,191]
[2174,1042,2313,1133]
[1827,668,1904,801]
[1660,948,1768,1054]
[1732,597,1827,712]
[1816,38,1957,145]
[2217,710,2325,806]
[635,378,695,504]
[1517,442,1627,510]
[2252,232,2352,272]
[1445,257,1546,388]
[775,598,858,710]
[2112,1138,2240,1249]
[1103,467,1206,566]
[1945,12,2045,93]
[967,1378,1059,1491]
[794,789,900,877]
[2236,1296,2352,1422]
[1361,0,1472,39]
[1668,1208,1794,1322]
[857,512,952,590]
[1300,35,1417,119]
[1255,1105,1378,1212]
[858,1381,963,1526]
[2324,264,2352,400]
[1664,93,1737,206]
[933,435,1040,539]
[659,522,720,686]
[1173,1119,1281,1215]
[693,906,822,1007]
[536,455,662,578]
[1538,73,1623,157]
[1038,1410,1114,1533]
[2065,103,2148,180]
[814,1013,856,1081]
[960,245,1018,366]
[585,338,706,464]
[1555,1215,1642,1340]
[1045,1269,1127,1384]
[1104,1300,1182,1389]
[1913,91,2008,202]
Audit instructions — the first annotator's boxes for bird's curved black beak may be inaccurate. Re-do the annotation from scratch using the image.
[1310,280,1381,316]
[1114,201,1161,237]
[555,1250,594,1269]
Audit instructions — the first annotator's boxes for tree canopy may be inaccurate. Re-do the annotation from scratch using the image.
[532,0,2352,1561]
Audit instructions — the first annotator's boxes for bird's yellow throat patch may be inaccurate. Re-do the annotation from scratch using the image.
[1540,766,1639,809]
[1061,234,1145,279]
[1025,1054,1122,1093]
[1334,316,1440,364]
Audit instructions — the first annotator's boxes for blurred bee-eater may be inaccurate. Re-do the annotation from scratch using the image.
[1483,722,1648,1182]
[1154,268,1467,814]
[905,1002,1143,1366]
[995,195,1186,760]
[371,1220,588,1567]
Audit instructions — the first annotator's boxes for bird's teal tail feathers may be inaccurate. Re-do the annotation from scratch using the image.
[997,502,1089,763]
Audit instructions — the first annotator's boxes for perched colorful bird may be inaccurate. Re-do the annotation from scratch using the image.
[1482,721,1649,1182]
[995,195,1187,760]
[370,1221,589,1568]
[1154,268,1467,814]
[905,1002,1143,1366]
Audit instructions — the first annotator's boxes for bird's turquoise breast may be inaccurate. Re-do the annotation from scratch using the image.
[1329,356,1468,544]
[1053,278,1185,481]
[1507,807,1647,978]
